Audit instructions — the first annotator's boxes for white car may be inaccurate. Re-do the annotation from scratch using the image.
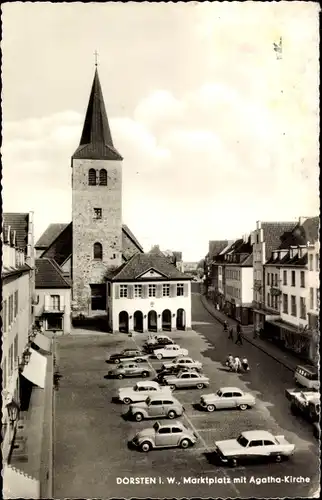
[214,430,295,467]
[154,344,188,360]
[200,387,256,412]
[162,356,203,371]
[118,381,172,405]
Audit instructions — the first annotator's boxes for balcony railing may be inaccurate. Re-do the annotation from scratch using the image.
[270,287,282,296]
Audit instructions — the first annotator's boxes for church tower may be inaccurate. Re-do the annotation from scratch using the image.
[72,68,123,315]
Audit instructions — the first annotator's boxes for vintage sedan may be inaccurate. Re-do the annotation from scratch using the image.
[108,362,150,379]
[146,335,173,346]
[162,356,203,371]
[200,387,256,412]
[144,338,174,353]
[130,420,198,452]
[153,344,188,360]
[163,370,210,390]
[108,349,148,364]
[118,381,172,404]
[155,366,198,384]
[214,430,295,467]
[127,395,184,421]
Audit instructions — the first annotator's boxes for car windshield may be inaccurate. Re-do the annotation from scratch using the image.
[217,390,222,397]
[237,435,249,447]
[153,422,160,432]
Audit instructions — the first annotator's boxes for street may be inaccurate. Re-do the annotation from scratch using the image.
[53,293,319,498]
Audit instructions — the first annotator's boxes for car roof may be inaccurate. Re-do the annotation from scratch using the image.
[136,381,159,388]
[219,387,243,392]
[296,364,318,374]
[241,430,274,440]
[157,420,185,428]
[149,394,176,401]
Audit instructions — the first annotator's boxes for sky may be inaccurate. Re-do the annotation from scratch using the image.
[2,2,320,261]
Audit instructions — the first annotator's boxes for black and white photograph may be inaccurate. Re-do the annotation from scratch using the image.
[1,2,320,499]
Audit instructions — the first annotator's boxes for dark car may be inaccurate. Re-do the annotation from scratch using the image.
[144,339,174,354]
[155,366,198,383]
[108,349,148,364]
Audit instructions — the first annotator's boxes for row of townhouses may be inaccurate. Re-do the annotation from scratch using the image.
[204,216,319,365]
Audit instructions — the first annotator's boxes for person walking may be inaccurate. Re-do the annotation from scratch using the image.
[235,327,243,345]
[234,356,242,372]
[223,320,228,332]
[228,326,234,340]
[236,323,241,335]
[242,357,250,371]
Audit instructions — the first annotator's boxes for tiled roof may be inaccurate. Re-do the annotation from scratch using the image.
[35,258,71,289]
[208,240,229,259]
[122,224,144,252]
[277,217,319,250]
[3,213,30,251]
[72,69,122,160]
[2,264,32,279]
[35,223,69,248]
[261,222,297,259]
[107,253,191,281]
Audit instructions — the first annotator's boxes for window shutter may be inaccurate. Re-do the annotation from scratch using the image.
[115,285,120,299]
[60,295,65,310]
[45,295,50,310]
[184,283,189,297]
[156,284,162,298]
[142,284,148,299]
[170,284,176,297]
[128,285,134,299]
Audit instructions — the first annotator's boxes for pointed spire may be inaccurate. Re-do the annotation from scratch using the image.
[73,69,122,160]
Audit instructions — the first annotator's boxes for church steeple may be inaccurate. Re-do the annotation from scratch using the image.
[73,69,122,160]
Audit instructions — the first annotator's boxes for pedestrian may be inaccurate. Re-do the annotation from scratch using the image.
[242,357,250,371]
[223,320,228,332]
[236,323,241,335]
[228,326,234,340]
[234,356,242,372]
[235,330,243,345]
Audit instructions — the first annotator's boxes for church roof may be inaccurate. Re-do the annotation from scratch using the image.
[72,69,122,160]
[35,258,71,289]
[36,222,143,265]
[35,223,69,248]
[107,253,191,282]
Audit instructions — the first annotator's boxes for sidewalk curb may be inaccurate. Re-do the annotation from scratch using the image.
[200,294,295,372]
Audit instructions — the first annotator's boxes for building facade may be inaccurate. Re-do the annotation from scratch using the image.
[107,253,192,333]
[34,258,71,334]
[251,220,296,332]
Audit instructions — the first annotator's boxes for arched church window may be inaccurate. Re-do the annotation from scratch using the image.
[99,169,107,186]
[93,242,103,260]
[89,169,96,186]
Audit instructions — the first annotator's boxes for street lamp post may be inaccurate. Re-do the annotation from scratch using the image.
[6,400,20,427]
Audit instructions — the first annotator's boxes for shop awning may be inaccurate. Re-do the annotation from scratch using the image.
[266,318,308,335]
[33,332,52,352]
[21,348,47,389]
[3,465,40,499]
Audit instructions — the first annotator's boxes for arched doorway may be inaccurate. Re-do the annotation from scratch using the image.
[176,309,185,330]
[162,309,171,331]
[134,311,143,332]
[119,311,129,333]
[148,311,157,332]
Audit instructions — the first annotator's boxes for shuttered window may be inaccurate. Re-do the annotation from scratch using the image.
[128,285,134,299]
[148,285,156,297]
[177,284,184,296]
[162,284,170,297]
[99,169,107,186]
[89,169,96,185]
[120,285,128,298]
[134,285,142,298]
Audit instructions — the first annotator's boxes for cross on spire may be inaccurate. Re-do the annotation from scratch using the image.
[94,50,99,67]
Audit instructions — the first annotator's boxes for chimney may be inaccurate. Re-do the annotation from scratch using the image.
[256,221,261,230]
[299,216,309,225]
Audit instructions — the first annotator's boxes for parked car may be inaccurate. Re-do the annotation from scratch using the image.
[118,381,172,405]
[214,430,295,467]
[155,366,199,384]
[153,344,188,360]
[146,335,173,346]
[127,395,184,421]
[108,349,148,364]
[200,387,256,412]
[163,370,210,390]
[108,362,150,379]
[130,420,198,452]
[144,337,174,353]
[162,356,203,371]
[294,365,319,391]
